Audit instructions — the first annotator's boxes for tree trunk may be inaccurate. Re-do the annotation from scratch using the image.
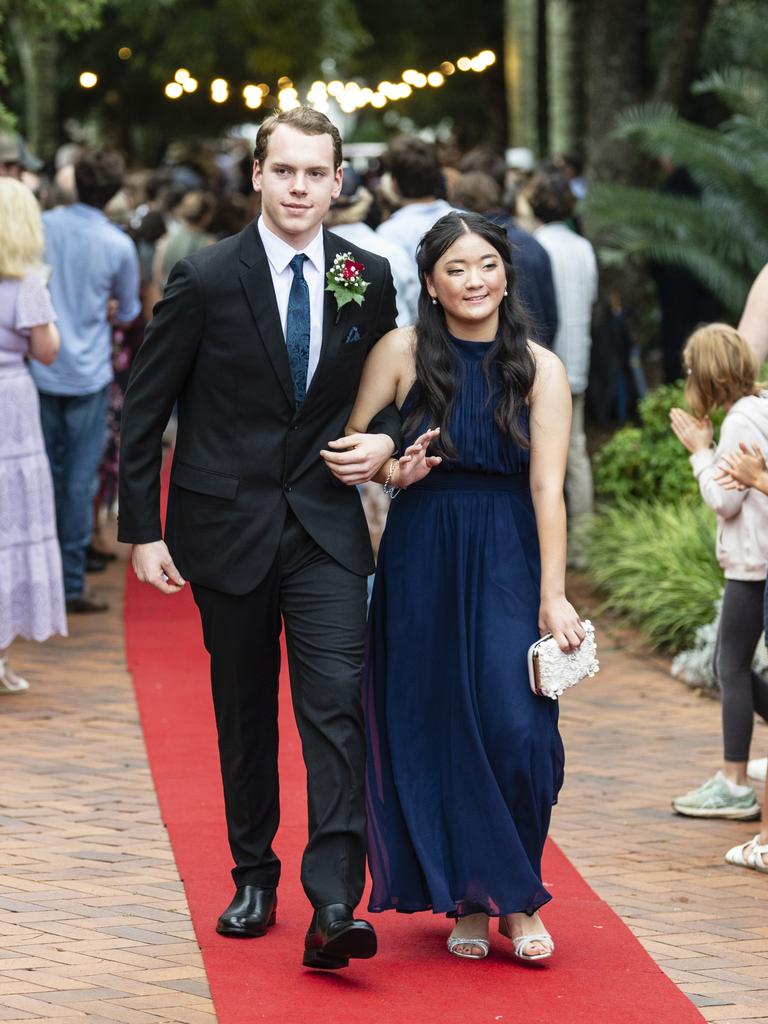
[652,0,716,106]
[504,0,540,153]
[583,0,650,184]
[8,13,59,160]
[546,0,577,157]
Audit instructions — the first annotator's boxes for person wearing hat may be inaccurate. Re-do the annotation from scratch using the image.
[0,132,43,182]
[325,168,418,327]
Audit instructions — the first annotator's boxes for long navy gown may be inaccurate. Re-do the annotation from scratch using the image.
[364,335,564,919]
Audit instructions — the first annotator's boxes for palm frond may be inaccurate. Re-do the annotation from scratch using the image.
[614,111,764,209]
[585,72,768,310]
[692,66,768,114]
[587,185,757,313]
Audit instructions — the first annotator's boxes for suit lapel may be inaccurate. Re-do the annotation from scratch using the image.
[303,231,348,404]
[319,231,349,365]
[238,222,295,409]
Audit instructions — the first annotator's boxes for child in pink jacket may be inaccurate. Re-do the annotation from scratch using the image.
[669,323,768,821]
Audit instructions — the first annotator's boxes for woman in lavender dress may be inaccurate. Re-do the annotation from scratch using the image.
[0,178,67,691]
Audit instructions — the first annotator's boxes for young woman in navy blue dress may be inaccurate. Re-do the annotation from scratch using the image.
[324,212,584,962]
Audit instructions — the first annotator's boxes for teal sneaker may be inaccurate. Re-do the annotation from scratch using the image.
[672,772,760,819]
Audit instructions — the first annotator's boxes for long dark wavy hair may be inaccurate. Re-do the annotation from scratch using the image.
[404,211,537,458]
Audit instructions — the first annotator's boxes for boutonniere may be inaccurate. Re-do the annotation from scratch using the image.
[326,252,369,320]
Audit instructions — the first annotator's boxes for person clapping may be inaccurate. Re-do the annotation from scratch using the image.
[669,324,768,821]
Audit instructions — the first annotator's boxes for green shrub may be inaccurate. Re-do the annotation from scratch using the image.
[586,500,722,651]
[594,382,724,504]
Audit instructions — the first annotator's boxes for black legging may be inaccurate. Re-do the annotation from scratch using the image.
[715,579,768,762]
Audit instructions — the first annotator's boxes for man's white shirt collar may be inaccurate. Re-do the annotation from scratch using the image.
[258,216,325,275]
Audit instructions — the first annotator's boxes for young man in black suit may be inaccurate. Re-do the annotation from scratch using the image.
[118,108,399,970]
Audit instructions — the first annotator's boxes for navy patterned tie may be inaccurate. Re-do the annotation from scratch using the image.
[286,253,310,407]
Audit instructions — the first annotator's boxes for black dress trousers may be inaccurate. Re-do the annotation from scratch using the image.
[192,509,368,909]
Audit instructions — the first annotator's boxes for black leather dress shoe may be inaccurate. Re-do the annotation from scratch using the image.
[87,544,117,563]
[85,551,107,573]
[303,903,377,969]
[216,885,277,938]
[66,589,109,613]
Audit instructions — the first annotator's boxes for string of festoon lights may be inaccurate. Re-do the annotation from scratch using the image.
[79,49,497,113]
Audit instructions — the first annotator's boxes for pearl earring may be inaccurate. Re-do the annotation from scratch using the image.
[504,289,508,296]
[431,298,437,305]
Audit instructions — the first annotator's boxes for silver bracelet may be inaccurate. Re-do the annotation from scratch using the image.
[383,458,401,499]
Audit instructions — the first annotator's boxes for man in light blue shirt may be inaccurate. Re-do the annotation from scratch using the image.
[377,135,454,265]
[325,168,419,326]
[32,151,141,611]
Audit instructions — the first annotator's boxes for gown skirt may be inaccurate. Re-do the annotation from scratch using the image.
[0,367,67,649]
[364,337,564,919]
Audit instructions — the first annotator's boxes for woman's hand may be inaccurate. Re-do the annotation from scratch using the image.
[539,595,585,653]
[715,442,767,490]
[394,427,442,488]
[669,407,713,454]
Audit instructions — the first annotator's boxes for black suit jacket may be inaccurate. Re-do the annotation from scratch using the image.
[117,221,399,594]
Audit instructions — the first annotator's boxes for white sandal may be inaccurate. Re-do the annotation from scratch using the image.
[725,835,768,873]
[499,916,554,961]
[446,935,490,960]
[0,657,29,693]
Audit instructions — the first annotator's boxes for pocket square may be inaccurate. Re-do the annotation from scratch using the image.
[345,326,362,344]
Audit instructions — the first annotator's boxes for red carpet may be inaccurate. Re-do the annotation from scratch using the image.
[124,476,704,1023]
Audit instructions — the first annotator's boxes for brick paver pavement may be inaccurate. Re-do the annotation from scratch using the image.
[0,552,214,1024]
[555,578,768,1024]
[2,551,768,1023]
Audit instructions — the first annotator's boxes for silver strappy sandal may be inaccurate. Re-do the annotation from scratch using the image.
[447,914,491,960]
[446,934,490,960]
[499,915,554,961]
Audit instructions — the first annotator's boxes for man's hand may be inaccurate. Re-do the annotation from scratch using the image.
[320,433,396,485]
[131,540,186,595]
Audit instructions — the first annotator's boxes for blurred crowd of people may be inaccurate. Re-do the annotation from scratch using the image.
[0,123,601,692]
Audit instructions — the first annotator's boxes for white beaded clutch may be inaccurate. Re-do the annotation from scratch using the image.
[527,620,599,700]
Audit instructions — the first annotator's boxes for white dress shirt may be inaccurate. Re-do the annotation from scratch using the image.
[258,216,325,387]
[533,222,598,395]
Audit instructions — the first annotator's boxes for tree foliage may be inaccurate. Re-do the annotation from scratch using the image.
[3,0,504,157]
[0,0,106,130]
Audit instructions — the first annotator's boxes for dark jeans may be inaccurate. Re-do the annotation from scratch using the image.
[38,387,110,600]
[192,510,368,908]
[715,579,768,762]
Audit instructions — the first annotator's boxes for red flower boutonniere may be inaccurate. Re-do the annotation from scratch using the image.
[326,252,369,315]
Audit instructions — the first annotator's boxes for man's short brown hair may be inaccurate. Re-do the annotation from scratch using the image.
[451,171,501,214]
[525,166,575,223]
[385,135,441,199]
[253,107,343,170]
[74,149,125,210]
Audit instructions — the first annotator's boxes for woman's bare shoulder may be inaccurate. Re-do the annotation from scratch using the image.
[528,341,559,368]
[376,324,416,352]
[370,326,417,372]
[529,342,566,385]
